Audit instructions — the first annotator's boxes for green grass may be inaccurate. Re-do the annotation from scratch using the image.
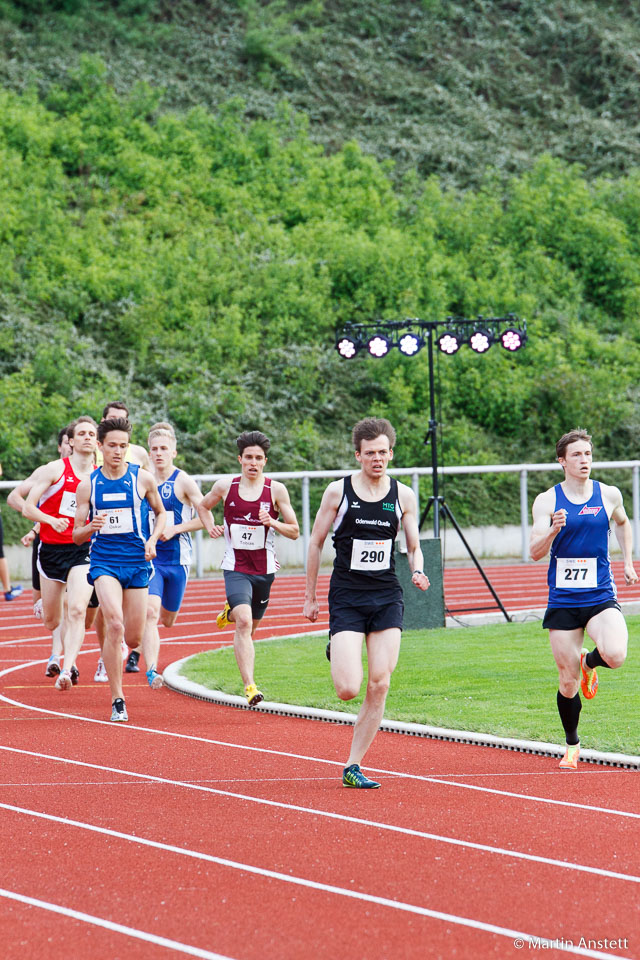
[180,617,640,755]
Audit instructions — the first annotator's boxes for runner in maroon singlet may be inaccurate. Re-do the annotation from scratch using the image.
[198,431,299,705]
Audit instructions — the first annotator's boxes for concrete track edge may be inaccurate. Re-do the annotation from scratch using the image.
[163,655,640,771]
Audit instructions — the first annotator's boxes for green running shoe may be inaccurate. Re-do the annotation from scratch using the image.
[342,763,380,789]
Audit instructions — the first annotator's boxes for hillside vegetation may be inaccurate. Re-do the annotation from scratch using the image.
[2,1,640,538]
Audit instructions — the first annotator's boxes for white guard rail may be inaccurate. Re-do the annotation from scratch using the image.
[3,460,639,574]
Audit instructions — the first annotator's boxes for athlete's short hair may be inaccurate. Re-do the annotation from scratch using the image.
[102,400,129,420]
[236,430,270,456]
[556,430,592,461]
[352,417,396,451]
[148,422,176,446]
[69,416,98,439]
[98,417,132,443]
[57,424,73,447]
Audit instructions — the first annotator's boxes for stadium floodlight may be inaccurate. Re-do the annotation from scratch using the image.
[335,335,362,359]
[366,334,393,358]
[437,330,462,355]
[469,328,493,354]
[398,332,424,356]
[499,327,526,352]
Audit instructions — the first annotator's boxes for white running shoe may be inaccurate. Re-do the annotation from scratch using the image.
[93,658,109,682]
[55,669,72,691]
[34,598,43,620]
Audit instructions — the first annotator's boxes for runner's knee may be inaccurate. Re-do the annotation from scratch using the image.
[367,675,390,700]
[601,647,626,669]
[335,680,360,701]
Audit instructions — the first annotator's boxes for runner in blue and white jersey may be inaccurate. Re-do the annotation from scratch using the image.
[530,429,638,770]
[141,422,203,689]
[73,417,165,722]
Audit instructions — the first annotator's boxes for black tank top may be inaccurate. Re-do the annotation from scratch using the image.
[331,475,402,590]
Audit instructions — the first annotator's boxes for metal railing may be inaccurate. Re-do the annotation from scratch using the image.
[5,460,639,573]
[189,460,640,573]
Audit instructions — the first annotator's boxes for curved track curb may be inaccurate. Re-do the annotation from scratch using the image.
[163,657,640,770]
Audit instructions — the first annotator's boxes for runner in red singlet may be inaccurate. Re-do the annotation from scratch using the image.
[22,416,98,690]
[198,431,299,705]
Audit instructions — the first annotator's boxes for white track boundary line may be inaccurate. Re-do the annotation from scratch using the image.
[0,810,633,960]
[0,658,638,820]
[0,751,638,883]
[164,658,640,770]
[0,887,235,960]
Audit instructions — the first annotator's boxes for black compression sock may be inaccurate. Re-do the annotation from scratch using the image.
[556,691,581,745]
[586,648,611,669]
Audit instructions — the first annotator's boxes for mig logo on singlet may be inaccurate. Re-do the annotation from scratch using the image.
[161,483,172,499]
[578,506,602,516]
[382,502,394,512]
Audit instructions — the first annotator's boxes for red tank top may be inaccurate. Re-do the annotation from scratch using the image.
[38,458,82,545]
[221,476,279,574]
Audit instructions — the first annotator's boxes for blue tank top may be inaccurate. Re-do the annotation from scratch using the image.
[154,469,193,566]
[89,464,150,566]
[547,481,616,608]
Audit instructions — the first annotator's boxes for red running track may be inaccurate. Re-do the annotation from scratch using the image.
[0,568,638,960]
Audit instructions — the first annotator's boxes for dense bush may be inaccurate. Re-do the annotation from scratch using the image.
[2,65,640,544]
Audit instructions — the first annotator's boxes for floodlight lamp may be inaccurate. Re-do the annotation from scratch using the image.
[366,334,393,358]
[398,332,424,356]
[469,328,493,354]
[437,331,461,355]
[335,336,361,359]
[499,327,525,352]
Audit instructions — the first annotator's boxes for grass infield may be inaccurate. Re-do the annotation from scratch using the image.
[180,617,640,756]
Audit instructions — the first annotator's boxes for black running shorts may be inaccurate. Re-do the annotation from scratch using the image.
[328,581,404,637]
[37,541,90,583]
[542,600,621,631]
[223,570,275,621]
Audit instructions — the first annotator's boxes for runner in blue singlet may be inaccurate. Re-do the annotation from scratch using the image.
[141,422,203,690]
[530,429,638,770]
[73,417,166,723]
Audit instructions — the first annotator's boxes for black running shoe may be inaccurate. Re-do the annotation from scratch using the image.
[325,641,331,662]
[110,698,128,722]
[70,665,79,686]
[125,650,140,673]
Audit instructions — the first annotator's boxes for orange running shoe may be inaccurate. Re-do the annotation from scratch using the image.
[559,743,580,770]
[580,647,599,699]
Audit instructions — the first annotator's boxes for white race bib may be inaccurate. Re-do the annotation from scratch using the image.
[59,489,77,518]
[231,523,265,551]
[99,508,134,535]
[350,538,392,572]
[556,557,597,589]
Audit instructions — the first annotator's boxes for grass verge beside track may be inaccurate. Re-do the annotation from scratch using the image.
[180,617,640,755]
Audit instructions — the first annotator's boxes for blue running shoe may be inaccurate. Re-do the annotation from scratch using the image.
[4,586,23,601]
[146,666,163,690]
[342,764,380,789]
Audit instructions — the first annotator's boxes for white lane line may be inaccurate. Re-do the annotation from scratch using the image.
[0,752,637,884]
[0,818,630,960]
[0,657,638,821]
[0,887,236,960]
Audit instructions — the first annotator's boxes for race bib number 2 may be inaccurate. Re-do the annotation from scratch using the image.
[59,490,77,518]
[350,538,392,572]
[556,557,597,589]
